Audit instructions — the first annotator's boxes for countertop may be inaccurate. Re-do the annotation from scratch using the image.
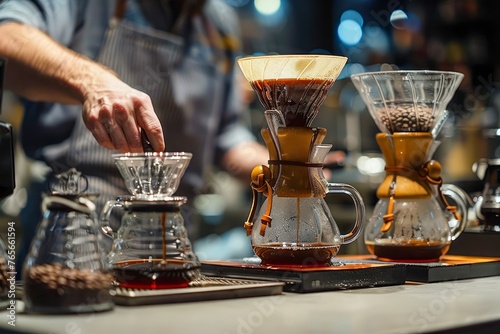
[1,276,500,334]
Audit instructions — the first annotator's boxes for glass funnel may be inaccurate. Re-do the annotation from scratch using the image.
[350,70,464,137]
[238,54,347,127]
[101,152,200,289]
[113,152,192,199]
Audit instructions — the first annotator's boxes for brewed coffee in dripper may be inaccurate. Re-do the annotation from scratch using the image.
[102,152,201,289]
[238,55,366,267]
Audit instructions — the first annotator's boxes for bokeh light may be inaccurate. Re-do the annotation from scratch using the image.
[338,19,363,45]
[341,10,364,26]
[254,0,281,16]
[224,0,250,7]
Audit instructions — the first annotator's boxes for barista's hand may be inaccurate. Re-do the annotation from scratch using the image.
[81,72,165,153]
[0,22,165,153]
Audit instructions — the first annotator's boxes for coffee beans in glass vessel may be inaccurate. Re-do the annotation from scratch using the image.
[377,104,436,133]
[22,169,115,314]
[23,264,113,313]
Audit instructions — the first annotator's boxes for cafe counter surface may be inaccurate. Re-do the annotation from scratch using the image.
[1,275,500,334]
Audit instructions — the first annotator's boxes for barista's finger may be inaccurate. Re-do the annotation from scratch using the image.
[91,122,116,151]
[135,104,165,152]
[105,120,130,152]
[113,106,143,153]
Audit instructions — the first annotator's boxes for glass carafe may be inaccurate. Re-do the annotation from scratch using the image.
[22,168,113,313]
[238,55,366,267]
[351,70,469,262]
[101,152,200,289]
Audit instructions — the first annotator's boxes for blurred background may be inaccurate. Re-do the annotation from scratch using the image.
[2,0,500,260]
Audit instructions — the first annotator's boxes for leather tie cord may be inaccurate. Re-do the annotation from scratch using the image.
[243,172,273,236]
[380,162,462,234]
[419,163,462,221]
[381,165,408,232]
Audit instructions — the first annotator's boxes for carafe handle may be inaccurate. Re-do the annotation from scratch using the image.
[327,183,366,244]
[441,184,470,240]
[100,199,123,239]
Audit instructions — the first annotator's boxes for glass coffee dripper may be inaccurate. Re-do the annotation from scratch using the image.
[351,70,469,262]
[101,152,200,289]
[238,54,366,267]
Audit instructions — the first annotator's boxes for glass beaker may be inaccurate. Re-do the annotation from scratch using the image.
[101,196,200,289]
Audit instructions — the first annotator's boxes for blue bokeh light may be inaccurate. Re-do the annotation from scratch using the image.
[341,10,364,26]
[338,19,363,46]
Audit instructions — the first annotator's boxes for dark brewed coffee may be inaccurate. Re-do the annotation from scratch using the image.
[254,242,340,267]
[250,78,334,127]
[366,240,450,262]
[112,259,200,289]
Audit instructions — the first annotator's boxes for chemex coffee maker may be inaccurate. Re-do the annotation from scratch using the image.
[351,70,470,262]
[101,152,200,289]
[237,55,366,267]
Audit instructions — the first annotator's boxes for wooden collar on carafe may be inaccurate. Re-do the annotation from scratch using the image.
[378,132,461,232]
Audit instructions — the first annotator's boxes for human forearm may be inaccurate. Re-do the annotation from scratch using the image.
[0,21,165,153]
[222,141,269,183]
[0,22,102,104]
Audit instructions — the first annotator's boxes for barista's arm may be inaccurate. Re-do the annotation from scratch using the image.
[0,22,165,153]
[221,140,269,183]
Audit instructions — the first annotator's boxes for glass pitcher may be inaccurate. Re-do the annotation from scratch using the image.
[22,168,113,314]
[351,70,469,262]
[238,55,366,267]
[248,141,365,266]
[101,196,200,289]
[101,152,200,289]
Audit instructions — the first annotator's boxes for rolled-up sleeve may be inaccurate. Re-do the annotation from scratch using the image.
[0,0,81,45]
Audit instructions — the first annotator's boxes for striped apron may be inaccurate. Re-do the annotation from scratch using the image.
[56,2,227,221]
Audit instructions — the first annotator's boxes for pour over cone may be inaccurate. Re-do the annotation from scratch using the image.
[351,70,463,136]
[238,55,347,127]
[113,152,192,198]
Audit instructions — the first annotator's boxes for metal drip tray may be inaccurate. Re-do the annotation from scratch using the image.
[112,275,284,306]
